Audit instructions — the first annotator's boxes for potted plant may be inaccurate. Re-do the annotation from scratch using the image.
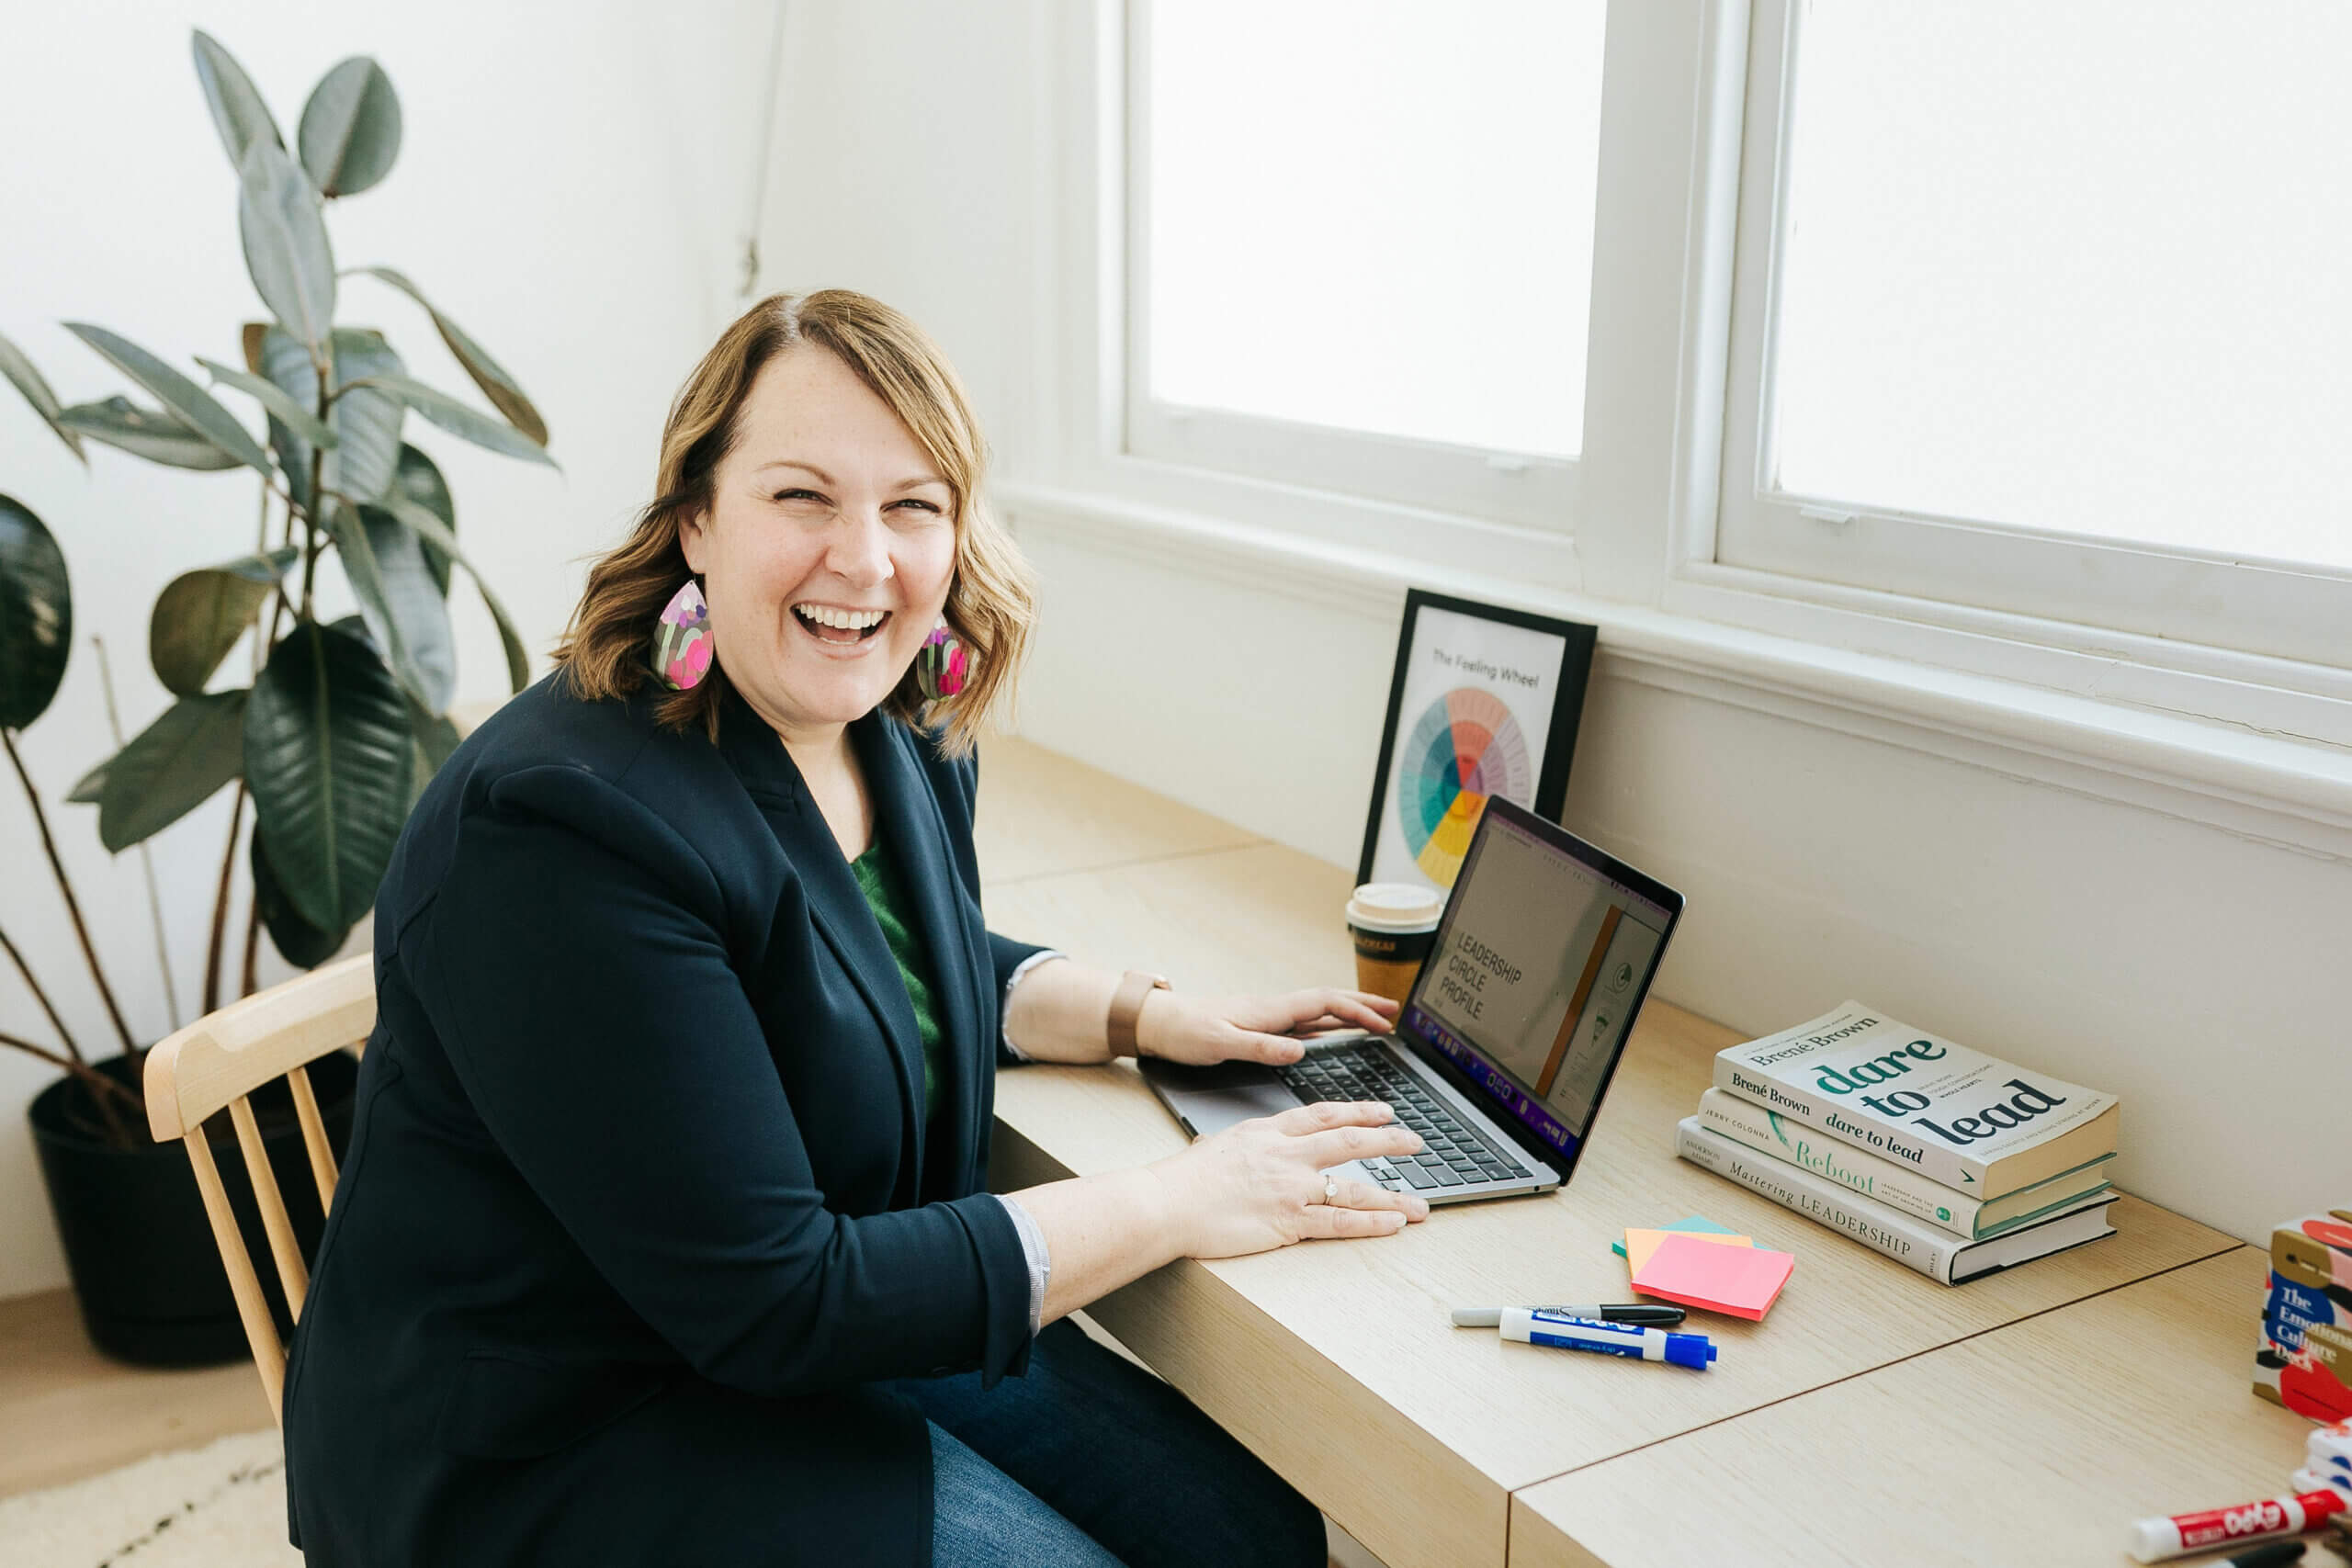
[1,30,554,1363]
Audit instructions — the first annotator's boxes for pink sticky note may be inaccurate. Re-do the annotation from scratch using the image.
[1630,1232,1795,1321]
[1622,1226,1752,1274]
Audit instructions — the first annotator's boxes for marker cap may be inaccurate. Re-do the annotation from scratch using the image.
[1663,1334,1717,1371]
[2127,1515,2182,1563]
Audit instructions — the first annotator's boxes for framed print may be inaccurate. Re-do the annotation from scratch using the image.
[1356,590,1597,891]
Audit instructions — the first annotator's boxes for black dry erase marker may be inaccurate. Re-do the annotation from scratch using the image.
[1450,1303,1688,1327]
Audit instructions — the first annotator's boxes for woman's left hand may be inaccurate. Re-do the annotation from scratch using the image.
[1134,987,1402,1067]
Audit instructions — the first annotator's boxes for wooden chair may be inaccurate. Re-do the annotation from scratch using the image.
[142,954,376,1420]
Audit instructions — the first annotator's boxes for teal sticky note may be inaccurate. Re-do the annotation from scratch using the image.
[1611,1213,1738,1259]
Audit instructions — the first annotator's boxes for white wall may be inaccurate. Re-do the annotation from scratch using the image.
[752,0,1050,483]
[7,0,2343,1312]
[757,0,2352,1246]
[0,0,781,1300]
[1010,531,2352,1244]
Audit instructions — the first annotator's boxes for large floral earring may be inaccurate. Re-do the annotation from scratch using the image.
[916,621,968,702]
[650,580,713,691]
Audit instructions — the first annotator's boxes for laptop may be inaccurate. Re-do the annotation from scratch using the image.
[1140,795,1684,1204]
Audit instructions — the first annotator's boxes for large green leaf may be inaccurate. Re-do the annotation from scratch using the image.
[94,689,248,852]
[298,57,401,198]
[238,140,336,351]
[64,323,273,477]
[192,30,282,172]
[325,499,452,711]
[253,325,316,510]
[372,496,530,692]
[349,266,547,446]
[195,355,336,450]
[0,495,71,729]
[256,326,403,511]
[390,444,454,595]
[0,329,86,462]
[342,373,555,468]
[55,397,242,470]
[327,330,404,501]
[244,618,415,931]
[150,545,298,695]
[250,826,350,969]
[361,503,455,708]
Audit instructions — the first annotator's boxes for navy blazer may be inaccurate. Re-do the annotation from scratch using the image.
[281,676,1046,1567]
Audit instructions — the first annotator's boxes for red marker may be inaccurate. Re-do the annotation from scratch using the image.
[2127,1486,2345,1562]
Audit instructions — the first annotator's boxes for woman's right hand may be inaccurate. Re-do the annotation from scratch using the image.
[1146,1100,1431,1259]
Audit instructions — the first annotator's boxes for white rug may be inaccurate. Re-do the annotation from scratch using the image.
[0,1429,300,1567]
[0,1422,1387,1568]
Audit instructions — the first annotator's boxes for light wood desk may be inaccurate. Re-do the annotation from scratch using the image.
[1513,1249,2344,1568]
[977,739,2276,1568]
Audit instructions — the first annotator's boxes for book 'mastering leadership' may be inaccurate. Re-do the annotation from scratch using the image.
[1712,1002,2119,1201]
[1693,1088,2113,1241]
[1675,1119,2117,1284]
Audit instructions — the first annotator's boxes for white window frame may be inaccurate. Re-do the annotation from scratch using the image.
[1069,0,1589,577]
[1698,0,2352,681]
[1014,0,2352,756]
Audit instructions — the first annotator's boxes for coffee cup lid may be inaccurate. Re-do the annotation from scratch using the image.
[1347,882,1443,932]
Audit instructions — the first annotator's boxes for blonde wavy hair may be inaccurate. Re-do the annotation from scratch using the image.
[553,289,1035,756]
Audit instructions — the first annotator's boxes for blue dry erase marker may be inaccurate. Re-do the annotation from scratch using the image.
[1499,1309,1717,1370]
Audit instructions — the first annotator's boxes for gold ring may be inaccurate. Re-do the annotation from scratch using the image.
[1322,1176,1340,1204]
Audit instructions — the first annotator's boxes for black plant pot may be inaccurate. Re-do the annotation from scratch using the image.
[28,1049,357,1366]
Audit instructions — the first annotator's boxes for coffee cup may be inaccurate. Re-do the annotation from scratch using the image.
[1346,883,1445,1008]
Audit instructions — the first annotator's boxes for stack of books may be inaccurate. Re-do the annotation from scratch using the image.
[1675,1001,2120,1284]
[2255,1214,2352,1422]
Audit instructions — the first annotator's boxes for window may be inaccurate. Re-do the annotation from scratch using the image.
[1713,1,2352,671]
[1127,0,1607,530]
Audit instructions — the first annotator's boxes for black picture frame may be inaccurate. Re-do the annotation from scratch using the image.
[1355,589,1598,889]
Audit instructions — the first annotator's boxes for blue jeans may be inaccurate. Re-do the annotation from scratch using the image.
[897,1319,1329,1568]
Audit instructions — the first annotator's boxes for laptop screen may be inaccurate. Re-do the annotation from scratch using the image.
[1399,800,1678,1167]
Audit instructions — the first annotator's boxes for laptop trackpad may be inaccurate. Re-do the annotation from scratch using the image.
[1139,1058,1300,1138]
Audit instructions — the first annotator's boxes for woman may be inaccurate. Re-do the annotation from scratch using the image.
[281,290,1430,1568]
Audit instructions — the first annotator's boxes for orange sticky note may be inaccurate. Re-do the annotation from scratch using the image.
[1622,1226,1751,1274]
[1630,1232,1794,1320]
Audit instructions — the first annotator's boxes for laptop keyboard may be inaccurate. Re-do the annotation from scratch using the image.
[1275,1042,1536,1192]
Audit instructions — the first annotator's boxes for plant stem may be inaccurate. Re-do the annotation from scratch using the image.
[300,516,322,621]
[228,502,296,1003]
[202,779,248,1017]
[0,923,86,1066]
[239,879,263,999]
[254,482,285,660]
[255,501,291,681]
[1,729,137,1056]
[302,379,329,619]
[220,486,293,1008]
[0,1030,141,1142]
[92,636,183,1032]
[261,590,288,665]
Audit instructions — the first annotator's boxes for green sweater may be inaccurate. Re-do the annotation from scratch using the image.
[848,832,944,1125]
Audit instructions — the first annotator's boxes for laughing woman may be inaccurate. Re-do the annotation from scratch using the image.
[278,291,1431,1568]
